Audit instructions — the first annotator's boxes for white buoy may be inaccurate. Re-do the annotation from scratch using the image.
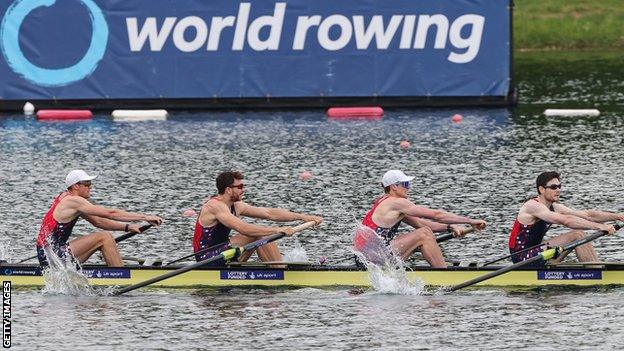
[544,109,600,117]
[112,109,168,121]
[23,102,35,115]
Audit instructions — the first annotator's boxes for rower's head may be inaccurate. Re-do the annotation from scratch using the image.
[536,171,561,200]
[216,171,245,201]
[65,169,97,198]
[381,170,414,197]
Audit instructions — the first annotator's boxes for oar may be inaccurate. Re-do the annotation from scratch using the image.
[435,226,476,243]
[481,242,548,266]
[448,224,622,292]
[114,221,316,295]
[17,224,153,263]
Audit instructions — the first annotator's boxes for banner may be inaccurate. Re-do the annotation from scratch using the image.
[0,0,511,103]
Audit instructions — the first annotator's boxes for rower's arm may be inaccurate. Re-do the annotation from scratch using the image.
[82,215,127,231]
[529,202,608,231]
[238,203,323,225]
[400,200,485,228]
[403,215,448,232]
[212,203,286,237]
[73,199,161,225]
[555,203,624,223]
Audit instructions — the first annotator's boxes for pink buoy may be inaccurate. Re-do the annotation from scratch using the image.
[326,106,384,120]
[182,209,197,217]
[36,110,92,121]
[451,114,463,123]
[399,140,410,149]
[299,171,313,181]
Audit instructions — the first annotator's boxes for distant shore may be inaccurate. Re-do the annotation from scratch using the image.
[514,0,624,51]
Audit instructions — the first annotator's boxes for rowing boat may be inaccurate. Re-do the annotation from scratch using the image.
[3,261,624,288]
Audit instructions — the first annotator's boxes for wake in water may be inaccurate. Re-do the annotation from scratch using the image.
[40,245,97,296]
[352,223,425,295]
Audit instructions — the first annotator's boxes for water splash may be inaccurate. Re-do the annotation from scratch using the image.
[282,238,309,262]
[0,238,12,262]
[352,224,425,295]
[40,245,96,296]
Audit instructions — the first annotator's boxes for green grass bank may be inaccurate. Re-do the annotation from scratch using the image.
[514,0,624,50]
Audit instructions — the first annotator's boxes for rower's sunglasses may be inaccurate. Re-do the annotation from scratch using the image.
[230,184,245,189]
[544,184,561,190]
[77,181,92,187]
[396,181,410,189]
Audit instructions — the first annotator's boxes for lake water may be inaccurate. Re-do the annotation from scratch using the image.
[2,51,624,350]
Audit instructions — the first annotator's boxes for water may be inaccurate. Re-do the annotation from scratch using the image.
[3,51,624,349]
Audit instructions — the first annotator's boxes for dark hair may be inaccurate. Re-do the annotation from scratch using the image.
[216,171,244,194]
[536,171,560,195]
[383,185,391,194]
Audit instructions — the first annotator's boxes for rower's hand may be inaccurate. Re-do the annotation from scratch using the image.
[128,224,142,233]
[602,224,616,235]
[145,215,163,226]
[302,215,323,226]
[449,225,466,238]
[277,226,296,236]
[471,220,487,231]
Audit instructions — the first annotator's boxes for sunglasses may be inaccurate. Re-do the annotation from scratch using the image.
[77,181,92,187]
[395,181,410,189]
[543,184,561,190]
[230,184,245,189]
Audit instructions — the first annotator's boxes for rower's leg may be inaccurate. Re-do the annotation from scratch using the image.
[547,230,598,262]
[69,232,124,267]
[229,234,283,262]
[390,227,447,268]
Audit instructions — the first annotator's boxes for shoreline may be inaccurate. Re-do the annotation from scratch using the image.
[514,0,624,51]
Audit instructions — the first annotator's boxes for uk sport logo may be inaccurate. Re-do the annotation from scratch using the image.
[0,0,108,87]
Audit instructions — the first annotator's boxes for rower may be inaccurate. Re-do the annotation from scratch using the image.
[354,170,486,268]
[35,170,163,267]
[508,171,620,266]
[192,171,322,266]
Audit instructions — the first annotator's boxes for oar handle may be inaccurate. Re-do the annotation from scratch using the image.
[114,224,153,243]
[291,221,317,233]
[436,226,476,243]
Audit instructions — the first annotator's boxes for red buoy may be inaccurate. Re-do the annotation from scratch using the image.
[326,106,384,120]
[36,110,93,121]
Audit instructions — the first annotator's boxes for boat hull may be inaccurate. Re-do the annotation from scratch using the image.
[2,262,623,288]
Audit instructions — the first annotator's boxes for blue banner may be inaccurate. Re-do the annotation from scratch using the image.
[0,0,510,101]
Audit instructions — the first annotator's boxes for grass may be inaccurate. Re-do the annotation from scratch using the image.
[514,0,624,50]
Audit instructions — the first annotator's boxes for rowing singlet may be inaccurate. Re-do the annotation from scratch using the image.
[36,192,78,249]
[193,201,236,262]
[35,192,79,266]
[361,196,402,244]
[508,198,554,263]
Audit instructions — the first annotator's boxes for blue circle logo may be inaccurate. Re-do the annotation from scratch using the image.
[0,0,108,87]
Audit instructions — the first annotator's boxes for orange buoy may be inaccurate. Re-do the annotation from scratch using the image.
[36,110,92,121]
[326,106,384,120]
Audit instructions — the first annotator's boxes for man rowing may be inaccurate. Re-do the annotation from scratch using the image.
[36,170,163,267]
[354,170,486,268]
[193,171,322,265]
[508,171,621,265]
